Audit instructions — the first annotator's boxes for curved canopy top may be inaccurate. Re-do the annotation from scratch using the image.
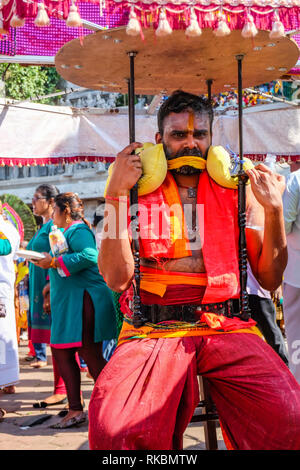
[55,27,299,95]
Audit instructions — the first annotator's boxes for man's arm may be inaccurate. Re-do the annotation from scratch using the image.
[98,142,142,292]
[245,164,287,292]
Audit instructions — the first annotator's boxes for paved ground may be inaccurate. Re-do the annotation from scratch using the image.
[0,340,226,451]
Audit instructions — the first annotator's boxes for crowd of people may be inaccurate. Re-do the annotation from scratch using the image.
[212,81,285,110]
[0,187,117,428]
[0,89,300,450]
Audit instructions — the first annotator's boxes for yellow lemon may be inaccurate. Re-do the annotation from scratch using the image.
[207,146,254,189]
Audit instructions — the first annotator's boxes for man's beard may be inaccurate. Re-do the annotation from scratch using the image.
[163,143,205,175]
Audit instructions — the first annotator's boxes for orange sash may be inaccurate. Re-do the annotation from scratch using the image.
[138,170,240,303]
[118,171,259,346]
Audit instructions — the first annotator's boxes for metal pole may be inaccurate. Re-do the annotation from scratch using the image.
[206,79,213,102]
[206,79,213,137]
[236,54,251,321]
[127,52,147,328]
[128,52,136,143]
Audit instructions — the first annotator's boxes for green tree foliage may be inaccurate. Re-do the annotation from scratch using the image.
[0,64,61,104]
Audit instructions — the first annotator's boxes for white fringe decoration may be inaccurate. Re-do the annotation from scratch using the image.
[66,4,82,28]
[186,8,202,37]
[34,3,50,27]
[213,13,230,37]
[156,9,173,37]
[241,14,258,38]
[126,7,141,36]
[204,11,215,23]
[269,11,285,38]
[99,0,105,17]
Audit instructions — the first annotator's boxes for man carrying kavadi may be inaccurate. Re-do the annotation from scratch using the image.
[89,90,300,450]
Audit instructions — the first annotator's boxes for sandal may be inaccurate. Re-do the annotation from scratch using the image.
[50,412,87,429]
[1,385,15,394]
[0,408,6,423]
[57,400,85,417]
[33,397,67,409]
[30,360,47,369]
[25,355,36,362]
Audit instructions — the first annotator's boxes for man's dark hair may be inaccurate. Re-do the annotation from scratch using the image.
[157,90,214,137]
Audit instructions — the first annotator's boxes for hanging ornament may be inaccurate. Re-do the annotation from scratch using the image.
[269,11,285,39]
[0,16,8,35]
[34,3,50,27]
[241,13,258,38]
[66,3,82,28]
[186,8,202,37]
[126,7,141,36]
[10,14,25,28]
[213,12,230,37]
[155,9,172,37]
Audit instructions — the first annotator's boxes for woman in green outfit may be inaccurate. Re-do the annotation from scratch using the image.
[27,184,59,366]
[34,192,117,429]
[27,184,68,409]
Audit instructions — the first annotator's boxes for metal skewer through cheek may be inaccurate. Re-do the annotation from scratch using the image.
[127,52,147,328]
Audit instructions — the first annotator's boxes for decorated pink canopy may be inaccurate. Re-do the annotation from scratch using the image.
[0,2,127,57]
[0,0,298,169]
[0,0,299,33]
[0,0,299,57]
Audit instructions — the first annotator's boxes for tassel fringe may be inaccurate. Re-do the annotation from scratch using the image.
[126,7,141,36]
[34,3,50,27]
[241,14,258,38]
[156,9,173,37]
[66,4,82,28]
[186,8,202,37]
[269,12,285,38]
[10,14,25,28]
[213,13,230,37]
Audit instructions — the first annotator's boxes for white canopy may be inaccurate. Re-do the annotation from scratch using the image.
[0,99,299,165]
[213,103,300,160]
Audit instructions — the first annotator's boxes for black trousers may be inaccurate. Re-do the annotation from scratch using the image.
[51,291,106,411]
[233,294,288,365]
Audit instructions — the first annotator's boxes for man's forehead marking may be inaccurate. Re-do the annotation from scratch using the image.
[187,112,194,132]
[165,111,209,128]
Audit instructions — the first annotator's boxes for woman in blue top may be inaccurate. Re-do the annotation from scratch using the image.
[35,192,117,428]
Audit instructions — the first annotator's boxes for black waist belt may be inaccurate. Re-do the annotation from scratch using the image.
[139,299,244,324]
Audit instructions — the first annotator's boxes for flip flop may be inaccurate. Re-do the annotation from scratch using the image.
[50,412,87,429]
[33,397,67,409]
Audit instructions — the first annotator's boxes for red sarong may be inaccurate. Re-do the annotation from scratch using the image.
[89,332,300,450]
